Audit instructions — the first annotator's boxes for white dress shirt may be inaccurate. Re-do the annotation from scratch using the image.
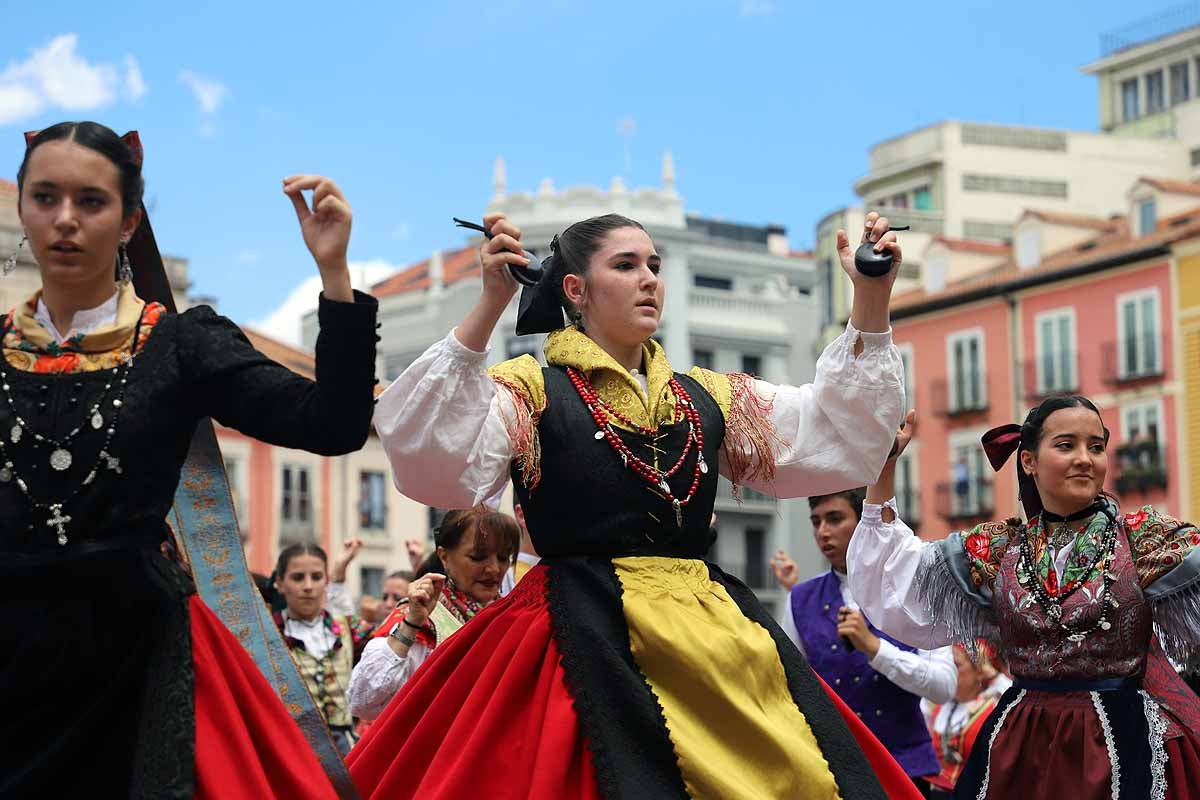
[780,569,958,704]
[348,622,431,721]
[373,321,905,509]
[846,498,961,649]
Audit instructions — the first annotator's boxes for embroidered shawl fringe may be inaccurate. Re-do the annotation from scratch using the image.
[492,376,545,492]
[1152,580,1200,672]
[914,543,999,654]
[723,372,787,499]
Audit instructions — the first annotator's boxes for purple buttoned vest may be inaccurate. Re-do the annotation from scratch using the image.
[790,571,940,779]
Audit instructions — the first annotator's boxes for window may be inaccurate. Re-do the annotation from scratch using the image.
[744,527,766,588]
[224,456,248,530]
[1016,228,1040,269]
[694,275,733,291]
[820,258,836,328]
[961,174,1067,198]
[505,337,539,360]
[359,471,387,530]
[1122,401,1162,446]
[890,192,909,208]
[1137,198,1157,236]
[360,567,384,599]
[1035,309,1076,394]
[897,344,916,410]
[1118,290,1161,379]
[949,438,989,517]
[895,451,918,523]
[1192,147,1200,168]
[692,349,714,370]
[1121,77,1140,121]
[281,465,314,541]
[741,354,762,377]
[913,186,932,211]
[948,330,985,413]
[1170,62,1191,105]
[1146,70,1165,114]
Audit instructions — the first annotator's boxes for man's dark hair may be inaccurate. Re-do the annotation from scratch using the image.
[807,488,866,522]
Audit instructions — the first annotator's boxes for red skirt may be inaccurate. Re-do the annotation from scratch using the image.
[961,687,1200,799]
[191,596,338,799]
[348,565,919,799]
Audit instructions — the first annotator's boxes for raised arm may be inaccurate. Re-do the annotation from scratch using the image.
[709,213,906,498]
[374,213,527,508]
[847,412,999,649]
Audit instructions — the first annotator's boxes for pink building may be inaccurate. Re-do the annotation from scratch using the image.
[891,197,1185,539]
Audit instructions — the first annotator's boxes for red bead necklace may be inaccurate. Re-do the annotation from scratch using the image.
[567,367,708,527]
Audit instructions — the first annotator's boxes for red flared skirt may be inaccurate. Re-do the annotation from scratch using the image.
[348,566,919,799]
[191,595,338,799]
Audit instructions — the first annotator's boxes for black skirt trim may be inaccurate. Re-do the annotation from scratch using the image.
[545,557,690,800]
[709,563,890,800]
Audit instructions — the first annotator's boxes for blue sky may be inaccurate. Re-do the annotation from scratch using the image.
[1,1,1167,341]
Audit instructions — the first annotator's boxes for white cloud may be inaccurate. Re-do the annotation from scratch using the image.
[123,55,147,101]
[251,260,399,345]
[740,0,776,16]
[0,34,143,124]
[179,70,229,114]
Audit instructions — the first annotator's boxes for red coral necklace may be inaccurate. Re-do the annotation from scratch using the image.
[567,367,707,527]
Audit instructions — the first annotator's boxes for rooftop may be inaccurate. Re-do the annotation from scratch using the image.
[370,245,480,298]
[892,205,1200,318]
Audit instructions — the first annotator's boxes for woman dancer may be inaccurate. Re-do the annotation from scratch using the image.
[273,542,375,754]
[848,396,1200,798]
[351,210,916,798]
[348,506,519,721]
[1,121,378,797]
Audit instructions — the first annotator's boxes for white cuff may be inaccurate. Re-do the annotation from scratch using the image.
[844,320,894,351]
[868,637,901,672]
[447,327,491,360]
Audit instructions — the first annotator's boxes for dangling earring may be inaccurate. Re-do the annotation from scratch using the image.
[4,234,26,276]
[118,241,133,286]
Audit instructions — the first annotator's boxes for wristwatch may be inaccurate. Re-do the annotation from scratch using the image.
[389,625,415,647]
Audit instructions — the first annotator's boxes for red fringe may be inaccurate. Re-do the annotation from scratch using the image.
[724,372,788,500]
[491,376,545,492]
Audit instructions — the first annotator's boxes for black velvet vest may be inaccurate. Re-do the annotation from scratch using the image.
[512,367,723,559]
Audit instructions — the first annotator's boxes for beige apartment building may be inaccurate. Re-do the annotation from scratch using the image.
[814,121,1185,345]
[1084,10,1200,165]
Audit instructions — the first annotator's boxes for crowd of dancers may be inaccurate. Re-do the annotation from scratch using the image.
[3,120,1199,799]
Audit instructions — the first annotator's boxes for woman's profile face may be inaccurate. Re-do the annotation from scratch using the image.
[18,139,138,291]
[567,226,664,347]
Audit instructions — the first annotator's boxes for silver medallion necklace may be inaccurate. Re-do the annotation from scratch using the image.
[0,311,142,545]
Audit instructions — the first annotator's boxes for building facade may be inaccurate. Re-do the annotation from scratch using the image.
[220,329,425,600]
[1084,8,1200,167]
[890,177,1199,539]
[813,122,1187,349]
[320,157,825,613]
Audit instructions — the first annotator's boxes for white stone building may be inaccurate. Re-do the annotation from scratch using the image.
[317,156,827,612]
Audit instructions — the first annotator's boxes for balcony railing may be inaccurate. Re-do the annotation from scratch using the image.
[935,479,995,522]
[1102,337,1165,384]
[1022,354,1080,402]
[1113,441,1169,495]
[931,375,990,417]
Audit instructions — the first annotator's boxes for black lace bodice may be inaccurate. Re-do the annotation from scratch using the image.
[0,292,378,554]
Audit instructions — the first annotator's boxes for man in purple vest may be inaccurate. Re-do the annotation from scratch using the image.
[780,487,956,795]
